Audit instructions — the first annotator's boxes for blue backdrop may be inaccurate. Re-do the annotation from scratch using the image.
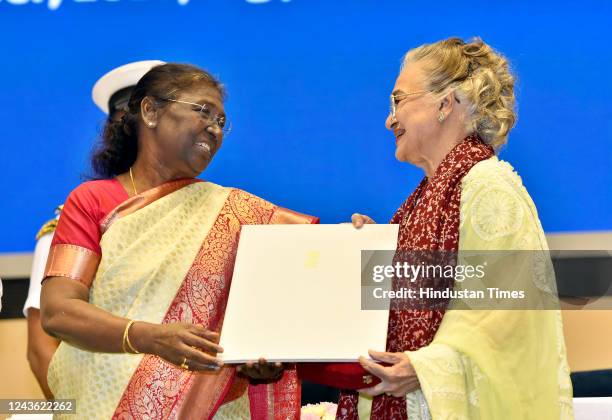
[1,0,611,253]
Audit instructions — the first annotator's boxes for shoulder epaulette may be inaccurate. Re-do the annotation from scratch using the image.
[35,204,64,240]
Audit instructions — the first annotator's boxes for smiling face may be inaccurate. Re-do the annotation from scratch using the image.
[151,83,225,177]
[386,61,441,166]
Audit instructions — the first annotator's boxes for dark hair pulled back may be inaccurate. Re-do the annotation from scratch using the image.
[91,63,225,178]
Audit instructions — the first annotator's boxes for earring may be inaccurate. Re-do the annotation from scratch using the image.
[147,122,155,128]
[437,111,445,123]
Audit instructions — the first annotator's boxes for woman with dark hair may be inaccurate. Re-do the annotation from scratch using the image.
[41,63,317,419]
[24,60,163,400]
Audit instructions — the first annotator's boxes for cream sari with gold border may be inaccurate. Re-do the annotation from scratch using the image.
[48,179,316,419]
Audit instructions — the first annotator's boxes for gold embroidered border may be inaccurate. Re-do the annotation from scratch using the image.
[269,206,319,224]
[44,244,101,287]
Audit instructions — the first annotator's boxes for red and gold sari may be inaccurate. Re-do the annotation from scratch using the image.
[44,178,317,419]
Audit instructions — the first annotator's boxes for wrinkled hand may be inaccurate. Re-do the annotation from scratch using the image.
[351,213,376,229]
[237,357,284,382]
[357,350,420,397]
[134,322,224,372]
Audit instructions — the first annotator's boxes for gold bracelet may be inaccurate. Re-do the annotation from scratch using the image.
[121,320,131,353]
[122,320,141,354]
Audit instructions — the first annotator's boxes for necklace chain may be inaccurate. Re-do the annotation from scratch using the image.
[129,167,138,196]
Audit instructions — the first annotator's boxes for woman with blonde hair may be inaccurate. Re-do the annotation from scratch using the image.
[342,37,574,419]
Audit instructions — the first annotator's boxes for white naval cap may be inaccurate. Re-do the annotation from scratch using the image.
[92,60,165,115]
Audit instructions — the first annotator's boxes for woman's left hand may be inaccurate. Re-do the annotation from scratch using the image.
[237,357,284,382]
[357,350,420,397]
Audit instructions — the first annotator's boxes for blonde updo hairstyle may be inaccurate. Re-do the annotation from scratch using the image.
[403,37,516,150]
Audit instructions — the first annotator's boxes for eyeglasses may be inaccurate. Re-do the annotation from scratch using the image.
[160,98,231,134]
[390,89,463,118]
[389,90,428,118]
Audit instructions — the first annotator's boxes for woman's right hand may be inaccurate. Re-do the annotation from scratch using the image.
[351,213,376,228]
[132,322,224,372]
[41,277,222,371]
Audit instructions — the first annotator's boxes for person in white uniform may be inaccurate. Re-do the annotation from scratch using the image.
[23,60,164,399]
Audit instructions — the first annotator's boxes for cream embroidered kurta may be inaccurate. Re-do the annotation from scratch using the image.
[359,156,574,419]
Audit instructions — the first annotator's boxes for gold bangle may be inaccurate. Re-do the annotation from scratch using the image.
[121,320,132,353]
[122,320,141,354]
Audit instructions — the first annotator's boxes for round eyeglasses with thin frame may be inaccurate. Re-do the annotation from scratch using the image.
[389,90,428,118]
[160,97,231,134]
[390,90,462,118]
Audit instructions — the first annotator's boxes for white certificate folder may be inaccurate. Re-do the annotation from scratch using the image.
[219,224,399,363]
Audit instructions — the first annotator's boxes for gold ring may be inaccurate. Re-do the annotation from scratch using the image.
[180,356,189,370]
